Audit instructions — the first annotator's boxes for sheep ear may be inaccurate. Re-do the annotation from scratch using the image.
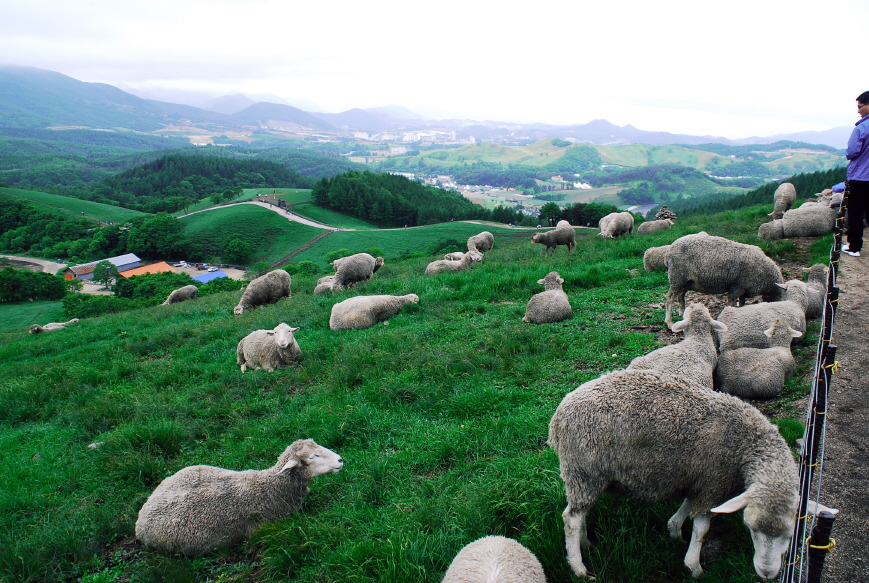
[806,500,840,516]
[710,320,727,332]
[266,331,275,336]
[775,282,788,289]
[790,329,803,338]
[290,327,300,333]
[711,491,750,514]
[802,267,811,273]
[279,458,301,473]
[537,278,545,284]
[763,326,775,338]
[670,320,689,332]
[558,277,564,284]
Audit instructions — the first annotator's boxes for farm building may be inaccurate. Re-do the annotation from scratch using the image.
[192,270,229,283]
[66,253,141,281]
[119,262,177,278]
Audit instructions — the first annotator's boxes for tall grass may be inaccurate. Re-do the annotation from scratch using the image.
[1,187,148,223]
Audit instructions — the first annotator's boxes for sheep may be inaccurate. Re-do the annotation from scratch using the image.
[636,218,673,235]
[444,251,466,261]
[548,368,799,580]
[758,205,837,240]
[29,318,79,334]
[714,319,802,399]
[598,212,634,238]
[236,322,302,372]
[802,263,828,320]
[161,284,198,306]
[523,271,572,324]
[332,253,384,289]
[627,303,726,391]
[716,279,808,352]
[663,232,783,326]
[769,182,796,220]
[313,275,337,294]
[442,535,546,583]
[467,231,494,253]
[425,251,483,275]
[531,226,576,256]
[233,269,291,315]
[329,294,419,331]
[135,439,343,556]
[643,244,671,272]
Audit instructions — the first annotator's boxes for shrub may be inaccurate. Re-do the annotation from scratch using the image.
[0,267,67,302]
[61,294,145,319]
[113,272,194,300]
[284,260,321,276]
[324,248,353,264]
[364,247,385,258]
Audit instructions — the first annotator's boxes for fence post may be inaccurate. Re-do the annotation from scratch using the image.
[805,511,837,583]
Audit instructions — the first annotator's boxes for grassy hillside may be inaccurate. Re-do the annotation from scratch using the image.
[1,187,149,224]
[0,300,64,332]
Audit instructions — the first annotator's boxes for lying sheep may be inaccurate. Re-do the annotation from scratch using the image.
[444,251,465,261]
[627,303,726,391]
[549,368,799,580]
[236,322,301,372]
[716,279,808,352]
[467,231,494,253]
[803,263,828,319]
[161,284,198,306]
[531,225,576,256]
[664,232,783,326]
[637,218,673,235]
[770,182,796,220]
[313,275,337,294]
[442,536,546,583]
[598,211,634,238]
[643,244,671,272]
[329,294,419,330]
[425,251,483,275]
[233,270,291,315]
[135,439,343,556]
[333,253,384,289]
[29,318,79,334]
[523,271,572,324]
[758,205,837,240]
[715,319,802,399]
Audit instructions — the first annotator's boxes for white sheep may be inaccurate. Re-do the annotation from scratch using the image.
[332,253,384,289]
[329,294,419,330]
[233,269,291,315]
[425,251,483,275]
[636,218,673,235]
[642,244,671,272]
[523,271,572,324]
[716,279,808,352]
[444,251,466,261]
[627,303,726,391]
[663,232,783,326]
[802,263,828,320]
[313,275,337,294]
[598,212,634,238]
[715,319,802,399]
[135,439,343,556]
[530,224,576,256]
[467,231,494,253]
[549,368,799,580]
[758,205,837,240]
[161,284,198,306]
[236,322,302,372]
[29,318,79,334]
[442,536,546,583]
[769,182,796,220]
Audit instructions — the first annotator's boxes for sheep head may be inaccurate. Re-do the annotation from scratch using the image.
[268,323,299,349]
[278,439,344,477]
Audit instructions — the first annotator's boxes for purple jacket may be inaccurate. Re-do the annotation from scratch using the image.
[846,114,869,181]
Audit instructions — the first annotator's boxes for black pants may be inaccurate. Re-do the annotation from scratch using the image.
[846,180,869,252]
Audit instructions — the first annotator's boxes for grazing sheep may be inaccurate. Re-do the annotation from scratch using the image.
[549,369,799,580]
[233,270,291,315]
[313,275,337,294]
[716,280,808,352]
[598,212,634,238]
[425,251,483,275]
[802,263,828,320]
[333,253,384,290]
[715,319,802,399]
[769,182,796,220]
[29,318,79,334]
[531,225,576,256]
[329,294,419,330]
[442,536,546,583]
[444,251,466,261]
[637,218,673,235]
[467,231,494,253]
[161,284,198,306]
[627,303,726,391]
[643,245,671,272]
[523,271,572,324]
[236,322,302,372]
[664,232,784,326]
[758,205,837,240]
[135,439,343,556]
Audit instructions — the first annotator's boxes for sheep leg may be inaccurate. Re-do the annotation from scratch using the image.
[563,505,595,579]
[684,513,711,578]
[667,499,690,540]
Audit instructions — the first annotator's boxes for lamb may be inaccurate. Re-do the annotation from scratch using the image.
[233,269,291,315]
[663,232,783,326]
[329,294,419,330]
[627,303,726,391]
[425,251,483,275]
[332,253,384,289]
[802,263,828,320]
[643,244,671,272]
[548,368,799,580]
[714,319,802,399]
[769,182,796,220]
[313,275,337,294]
[135,439,343,556]
[236,322,302,372]
[716,279,808,352]
[758,205,837,240]
[442,535,546,583]
[636,218,673,235]
[161,284,198,305]
[598,211,634,238]
[444,251,466,261]
[467,231,494,253]
[523,271,572,324]
[531,225,576,256]
[29,318,79,334]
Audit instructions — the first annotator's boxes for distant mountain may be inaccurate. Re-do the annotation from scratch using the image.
[364,105,423,120]
[201,94,257,115]
[732,126,853,149]
[308,108,406,132]
[229,102,335,131]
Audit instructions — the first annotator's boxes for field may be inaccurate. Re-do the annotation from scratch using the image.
[0,300,64,332]
[0,187,149,224]
[288,202,377,230]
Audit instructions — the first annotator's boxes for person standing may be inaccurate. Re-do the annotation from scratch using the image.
[843,91,869,257]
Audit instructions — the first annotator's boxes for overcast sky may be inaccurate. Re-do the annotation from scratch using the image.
[1,0,866,139]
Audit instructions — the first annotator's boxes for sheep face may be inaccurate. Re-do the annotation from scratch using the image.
[270,323,299,349]
[279,440,344,477]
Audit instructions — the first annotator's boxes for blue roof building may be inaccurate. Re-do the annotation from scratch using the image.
[192,270,229,283]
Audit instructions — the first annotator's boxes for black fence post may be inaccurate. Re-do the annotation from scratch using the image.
[806,511,838,583]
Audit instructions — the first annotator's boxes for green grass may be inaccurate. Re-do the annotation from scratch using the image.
[0,300,64,333]
[287,202,377,229]
[0,187,149,224]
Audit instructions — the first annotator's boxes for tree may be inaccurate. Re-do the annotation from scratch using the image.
[539,202,563,226]
[223,238,252,264]
[92,261,120,290]
[126,213,190,259]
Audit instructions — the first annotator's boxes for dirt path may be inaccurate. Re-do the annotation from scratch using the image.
[0,255,66,274]
[178,201,340,231]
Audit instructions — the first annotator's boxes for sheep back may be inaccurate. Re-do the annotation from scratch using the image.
[329,294,419,330]
[803,264,827,319]
[442,535,546,583]
[333,253,384,289]
[637,219,673,235]
[425,251,482,275]
[598,212,634,238]
[715,320,801,398]
[467,231,494,253]
[161,284,198,305]
[770,183,796,220]
[523,272,571,323]
[715,281,807,352]
[313,275,337,294]
[233,270,291,315]
[236,323,301,372]
[643,245,671,272]
[759,206,836,240]
[530,227,575,255]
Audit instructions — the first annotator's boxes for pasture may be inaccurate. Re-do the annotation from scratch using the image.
[288,202,378,230]
[1,187,149,224]
[0,300,64,333]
